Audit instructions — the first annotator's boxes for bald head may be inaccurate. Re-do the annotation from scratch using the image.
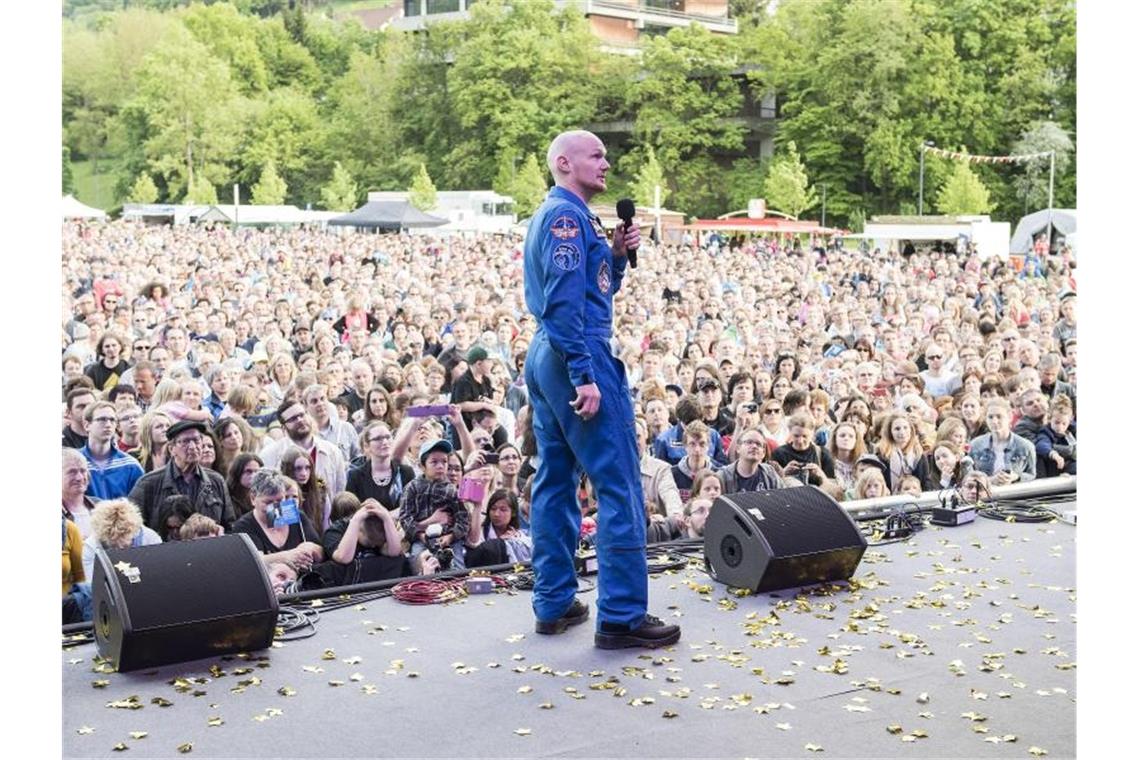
[546,130,609,200]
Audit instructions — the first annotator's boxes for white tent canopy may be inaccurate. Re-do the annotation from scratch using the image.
[62,195,107,220]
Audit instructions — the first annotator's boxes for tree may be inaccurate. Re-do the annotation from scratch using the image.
[408,163,438,211]
[320,161,358,211]
[492,152,516,199]
[63,147,76,195]
[251,160,287,205]
[1011,121,1073,211]
[935,160,992,215]
[511,154,548,218]
[630,146,669,210]
[184,174,218,204]
[764,141,818,219]
[119,26,243,202]
[128,172,159,204]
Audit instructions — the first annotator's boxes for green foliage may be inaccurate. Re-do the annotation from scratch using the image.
[59,0,1074,222]
[128,172,159,204]
[630,146,668,209]
[184,173,218,204]
[1011,121,1073,210]
[251,160,288,205]
[510,154,548,218]
[63,147,77,195]
[408,163,438,211]
[935,160,992,216]
[320,161,359,211]
[764,141,818,219]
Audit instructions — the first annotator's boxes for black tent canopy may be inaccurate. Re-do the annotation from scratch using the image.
[327,201,448,231]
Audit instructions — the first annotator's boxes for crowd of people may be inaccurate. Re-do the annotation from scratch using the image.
[60,219,1077,622]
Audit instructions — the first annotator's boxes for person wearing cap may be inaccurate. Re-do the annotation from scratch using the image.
[292,323,314,360]
[450,345,497,431]
[396,439,469,569]
[522,130,679,650]
[127,418,236,531]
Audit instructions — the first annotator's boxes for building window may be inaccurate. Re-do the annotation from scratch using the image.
[404,0,421,16]
[645,0,686,11]
[426,0,461,14]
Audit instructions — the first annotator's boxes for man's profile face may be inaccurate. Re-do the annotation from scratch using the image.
[561,134,609,196]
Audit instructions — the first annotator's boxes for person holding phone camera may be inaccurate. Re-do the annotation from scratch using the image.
[397,439,470,571]
[231,468,323,572]
[522,130,679,650]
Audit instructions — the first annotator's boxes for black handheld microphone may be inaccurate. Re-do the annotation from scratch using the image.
[615,198,638,269]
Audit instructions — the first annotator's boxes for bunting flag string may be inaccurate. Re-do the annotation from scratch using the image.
[921,145,1052,164]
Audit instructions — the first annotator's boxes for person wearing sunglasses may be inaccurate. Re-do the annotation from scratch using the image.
[919,344,962,398]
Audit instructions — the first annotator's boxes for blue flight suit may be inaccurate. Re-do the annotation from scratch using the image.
[523,185,647,630]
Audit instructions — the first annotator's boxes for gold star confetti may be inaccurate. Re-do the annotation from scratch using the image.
[662,710,678,718]
[777,723,792,731]
[328,680,345,687]
[804,743,824,752]
[106,696,143,710]
[321,649,336,660]
[277,686,296,697]
[539,702,554,710]
[177,743,193,753]
[1029,748,1048,757]
[151,697,173,707]
[343,656,363,665]
[514,728,532,736]
[92,680,110,689]
[112,743,129,751]
[302,666,324,674]
[207,717,224,727]
[506,634,526,643]
[128,731,147,740]
[518,686,533,694]
[77,726,95,735]
[886,725,902,735]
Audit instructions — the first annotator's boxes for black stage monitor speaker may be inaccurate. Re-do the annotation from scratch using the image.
[92,533,278,672]
[704,487,867,593]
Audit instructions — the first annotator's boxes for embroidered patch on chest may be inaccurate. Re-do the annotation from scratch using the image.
[597,261,611,294]
[550,215,580,240]
[552,243,582,271]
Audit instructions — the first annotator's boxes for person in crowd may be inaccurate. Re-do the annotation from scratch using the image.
[85,331,131,392]
[79,401,145,501]
[179,513,224,540]
[897,475,923,497]
[959,471,992,503]
[136,409,172,472]
[62,448,96,539]
[149,494,197,542]
[398,439,470,570]
[671,420,718,503]
[321,498,409,584]
[1035,396,1076,478]
[63,387,95,449]
[463,487,534,568]
[81,498,162,580]
[925,443,973,492]
[346,419,416,510]
[361,384,401,432]
[202,364,231,421]
[199,428,221,474]
[116,403,143,456]
[258,398,347,498]
[679,497,712,539]
[968,399,1037,485]
[128,419,236,530]
[338,358,374,418]
[279,444,331,534]
[873,411,930,493]
[62,514,89,623]
[717,426,782,494]
[853,468,888,500]
[214,415,258,479]
[1012,389,1049,440]
[771,413,836,488]
[635,417,683,520]
[494,442,524,494]
[225,453,263,518]
[230,468,324,570]
[826,421,865,496]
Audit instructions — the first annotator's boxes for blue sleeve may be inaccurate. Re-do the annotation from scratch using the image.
[1034,430,1053,458]
[611,254,628,295]
[539,207,594,385]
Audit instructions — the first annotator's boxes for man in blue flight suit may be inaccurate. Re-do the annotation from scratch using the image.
[523,130,681,649]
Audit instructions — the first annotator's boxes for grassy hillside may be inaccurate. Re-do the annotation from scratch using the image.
[72,159,118,211]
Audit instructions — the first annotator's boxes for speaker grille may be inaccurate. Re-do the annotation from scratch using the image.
[720,490,861,557]
[101,537,273,630]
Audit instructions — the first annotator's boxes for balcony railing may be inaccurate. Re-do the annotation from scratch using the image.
[576,0,738,33]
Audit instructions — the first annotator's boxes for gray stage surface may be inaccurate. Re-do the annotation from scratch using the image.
[63,508,1076,759]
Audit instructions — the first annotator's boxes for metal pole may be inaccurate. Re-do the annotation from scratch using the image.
[918,145,925,216]
[1047,151,1056,248]
[654,183,662,243]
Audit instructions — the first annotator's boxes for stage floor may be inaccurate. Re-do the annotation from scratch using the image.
[63,507,1076,759]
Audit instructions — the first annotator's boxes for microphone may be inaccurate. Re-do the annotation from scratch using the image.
[615,198,638,269]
